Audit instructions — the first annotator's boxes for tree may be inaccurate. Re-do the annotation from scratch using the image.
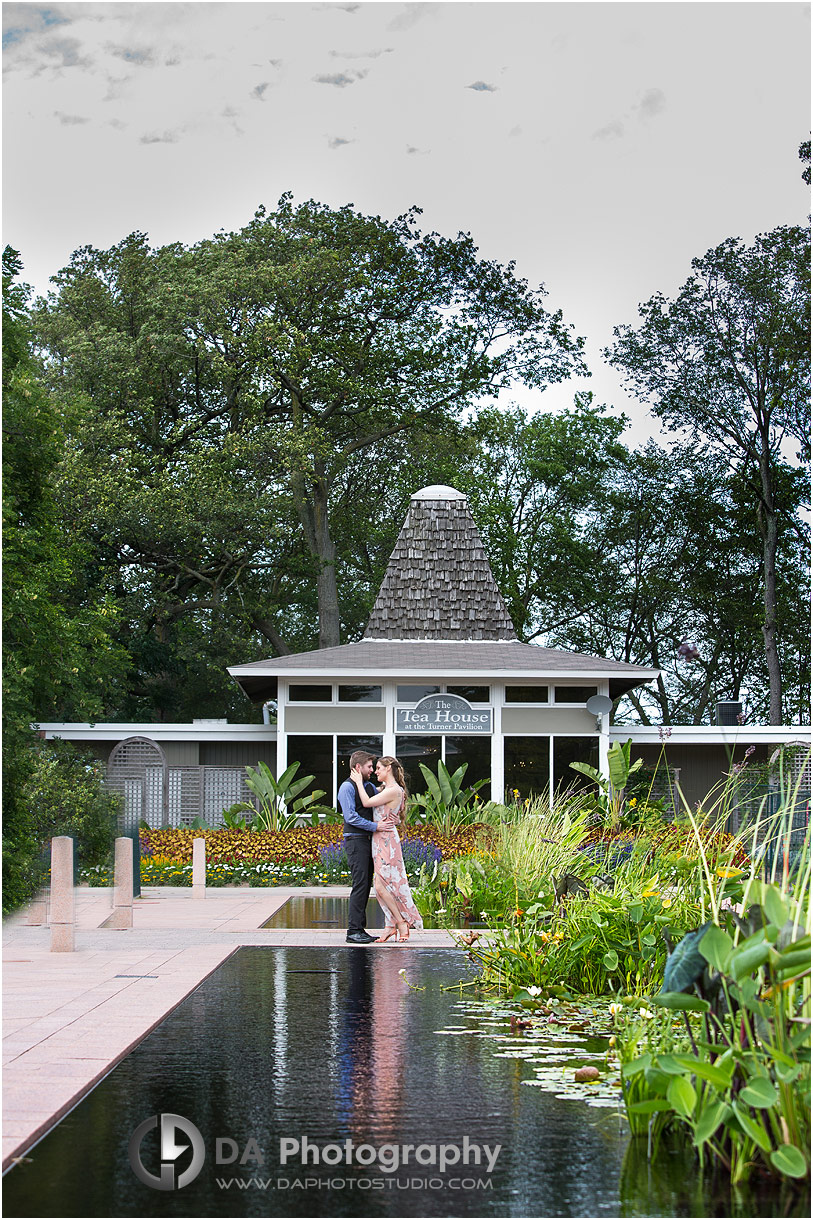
[459,394,627,641]
[605,225,810,723]
[2,248,126,910]
[36,195,588,653]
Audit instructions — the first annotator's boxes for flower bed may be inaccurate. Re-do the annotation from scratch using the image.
[80,823,479,887]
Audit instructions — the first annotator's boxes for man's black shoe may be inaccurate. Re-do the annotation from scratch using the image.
[346,931,379,944]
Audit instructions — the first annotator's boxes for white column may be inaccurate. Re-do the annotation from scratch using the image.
[491,684,504,803]
[598,681,611,781]
[382,680,397,756]
[276,680,287,780]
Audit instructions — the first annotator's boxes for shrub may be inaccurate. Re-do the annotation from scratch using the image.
[24,740,120,869]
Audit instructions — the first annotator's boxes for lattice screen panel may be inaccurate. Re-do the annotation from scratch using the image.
[106,736,168,831]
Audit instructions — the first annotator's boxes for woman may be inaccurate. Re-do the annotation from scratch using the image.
[350,756,424,942]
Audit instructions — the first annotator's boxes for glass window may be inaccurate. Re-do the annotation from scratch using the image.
[288,684,333,702]
[554,686,598,704]
[338,685,382,703]
[504,737,550,801]
[444,735,491,801]
[397,685,440,702]
[286,735,333,804]
[336,736,384,790]
[505,686,549,703]
[395,735,441,796]
[554,737,599,793]
[447,686,490,703]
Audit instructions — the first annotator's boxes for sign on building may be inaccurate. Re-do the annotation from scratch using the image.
[396,694,492,734]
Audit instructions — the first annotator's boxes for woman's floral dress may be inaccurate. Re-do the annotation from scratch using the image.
[372,786,424,930]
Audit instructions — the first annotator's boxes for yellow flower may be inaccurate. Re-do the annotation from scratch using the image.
[642,889,660,898]
[715,866,744,879]
[661,897,672,908]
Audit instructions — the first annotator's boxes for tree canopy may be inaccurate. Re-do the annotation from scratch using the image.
[5,197,808,732]
[37,195,588,656]
[605,224,810,723]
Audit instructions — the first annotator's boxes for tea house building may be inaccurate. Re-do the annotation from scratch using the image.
[36,486,808,826]
[227,486,659,803]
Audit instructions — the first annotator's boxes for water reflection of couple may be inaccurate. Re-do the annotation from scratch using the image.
[339,750,423,945]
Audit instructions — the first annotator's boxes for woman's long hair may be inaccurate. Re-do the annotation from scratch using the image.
[379,755,409,831]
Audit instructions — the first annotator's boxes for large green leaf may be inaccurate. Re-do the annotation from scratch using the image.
[672,1055,733,1089]
[627,1099,673,1114]
[660,924,712,992]
[729,939,775,980]
[699,924,733,972]
[739,1077,779,1108]
[284,773,316,802]
[438,761,455,806]
[275,761,301,792]
[607,741,632,791]
[730,1101,772,1152]
[762,886,789,929]
[667,1075,696,1117]
[651,992,710,1012]
[769,1145,809,1178]
[420,763,443,805]
[693,1101,731,1146]
[569,761,603,786]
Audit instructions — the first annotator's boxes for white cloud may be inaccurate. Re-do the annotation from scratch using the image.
[635,87,666,120]
[593,119,625,141]
[313,69,366,87]
[3,0,808,456]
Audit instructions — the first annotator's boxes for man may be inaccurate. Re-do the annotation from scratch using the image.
[338,750,381,944]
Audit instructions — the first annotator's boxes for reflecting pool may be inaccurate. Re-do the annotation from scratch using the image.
[2,948,807,1218]
[261,896,485,930]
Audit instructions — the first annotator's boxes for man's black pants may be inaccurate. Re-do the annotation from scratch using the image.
[345,836,374,932]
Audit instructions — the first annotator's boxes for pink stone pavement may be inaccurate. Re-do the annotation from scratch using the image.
[2,886,460,1169]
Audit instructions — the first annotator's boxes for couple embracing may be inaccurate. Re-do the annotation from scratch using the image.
[339,750,424,945]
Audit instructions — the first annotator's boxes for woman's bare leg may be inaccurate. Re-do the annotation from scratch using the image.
[374,875,408,938]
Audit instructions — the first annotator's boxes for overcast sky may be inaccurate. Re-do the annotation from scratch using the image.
[3,0,810,437]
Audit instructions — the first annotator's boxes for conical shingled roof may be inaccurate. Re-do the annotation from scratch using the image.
[363,486,518,641]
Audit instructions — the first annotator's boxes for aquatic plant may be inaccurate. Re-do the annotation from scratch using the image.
[614,768,811,1185]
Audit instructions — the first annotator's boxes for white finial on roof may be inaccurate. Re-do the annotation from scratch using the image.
[411,485,466,500]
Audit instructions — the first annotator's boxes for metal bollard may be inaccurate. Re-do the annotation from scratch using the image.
[50,836,75,952]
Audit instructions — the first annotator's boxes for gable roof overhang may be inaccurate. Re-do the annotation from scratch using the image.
[228,639,660,704]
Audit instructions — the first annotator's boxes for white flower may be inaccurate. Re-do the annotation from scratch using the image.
[608,1002,623,1016]
[526,986,542,997]
[639,1007,655,1020]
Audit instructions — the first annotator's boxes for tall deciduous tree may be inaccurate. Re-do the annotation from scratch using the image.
[605,225,810,723]
[3,248,126,908]
[37,195,588,652]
